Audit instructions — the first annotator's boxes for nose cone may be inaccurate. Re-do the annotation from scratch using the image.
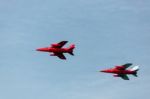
[100,70,108,73]
[36,47,48,52]
[36,48,41,51]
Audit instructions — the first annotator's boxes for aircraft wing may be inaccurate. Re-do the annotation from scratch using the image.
[122,63,132,69]
[115,63,133,70]
[51,41,68,48]
[55,53,66,60]
[119,74,129,80]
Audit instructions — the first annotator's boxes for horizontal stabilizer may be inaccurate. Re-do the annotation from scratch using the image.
[132,73,138,77]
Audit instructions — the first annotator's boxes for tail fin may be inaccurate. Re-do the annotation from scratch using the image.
[130,65,139,77]
[68,44,75,56]
[130,65,139,71]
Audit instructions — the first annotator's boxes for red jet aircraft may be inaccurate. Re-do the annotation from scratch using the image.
[36,41,75,60]
[100,63,139,80]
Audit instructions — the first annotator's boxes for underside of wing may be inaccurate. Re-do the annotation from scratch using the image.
[122,63,132,69]
[58,41,68,48]
[119,74,129,80]
[55,53,66,60]
[51,41,68,48]
[115,63,133,70]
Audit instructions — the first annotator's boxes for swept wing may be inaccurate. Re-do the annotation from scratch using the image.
[55,53,66,60]
[122,63,133,69]
[51,41,68,48]
[119,74,129,80]
[115,63,133,70]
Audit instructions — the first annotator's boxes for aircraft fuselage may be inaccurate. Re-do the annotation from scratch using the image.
[36,47,69,53]
[101,69,136,75]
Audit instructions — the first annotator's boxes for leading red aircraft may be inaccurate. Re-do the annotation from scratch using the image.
[100,63,139,80]
[36,41,75,60]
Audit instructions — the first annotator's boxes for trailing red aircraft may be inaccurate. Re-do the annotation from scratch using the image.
[100,63,139,80]
[36,41,75,60]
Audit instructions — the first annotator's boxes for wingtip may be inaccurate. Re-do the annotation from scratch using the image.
[60,58,67,60]
[62,41,68,43]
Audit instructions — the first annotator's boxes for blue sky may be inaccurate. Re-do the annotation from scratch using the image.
[0,0,150,99]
